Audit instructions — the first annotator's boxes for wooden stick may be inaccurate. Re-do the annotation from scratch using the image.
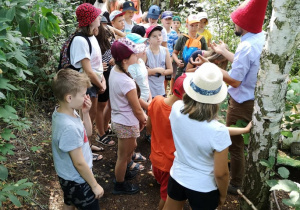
[237,189,258,210]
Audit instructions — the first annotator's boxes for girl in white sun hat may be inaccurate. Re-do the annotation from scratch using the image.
[164,62,230,209]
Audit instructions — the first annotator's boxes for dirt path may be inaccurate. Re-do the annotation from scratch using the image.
[3,103,293,209]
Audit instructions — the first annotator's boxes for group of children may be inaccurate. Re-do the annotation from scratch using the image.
[52,2,251,210]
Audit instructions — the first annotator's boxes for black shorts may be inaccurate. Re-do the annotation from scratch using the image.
[98,65,111,102]
[167,176,219,210]
[58,176,100,210]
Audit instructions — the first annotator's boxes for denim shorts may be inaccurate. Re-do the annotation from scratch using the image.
[58,176,100,210]
[86,85,99,98]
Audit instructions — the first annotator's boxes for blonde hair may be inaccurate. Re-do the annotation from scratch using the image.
[53,69,92,102]
[142,12,149,23]
[181,94,219,122]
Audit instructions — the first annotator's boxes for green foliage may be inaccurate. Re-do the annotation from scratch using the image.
[0,0,67,207]
[277,151,300,169]
[261,156,300,208]
[0,179,33,207]
[281,76,300,139]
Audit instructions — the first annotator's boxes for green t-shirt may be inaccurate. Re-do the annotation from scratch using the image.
[174,34,208,78]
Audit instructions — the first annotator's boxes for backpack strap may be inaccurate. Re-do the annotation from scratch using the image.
[183,34,190,39]
[196,35,203,41]
[66,33,92,64]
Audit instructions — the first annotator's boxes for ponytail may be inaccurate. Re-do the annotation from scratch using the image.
[115,61,141,98]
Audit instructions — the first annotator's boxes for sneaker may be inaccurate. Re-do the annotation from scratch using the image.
[227,184,240,195]
[112,181,139,195]
[145,134,151,143]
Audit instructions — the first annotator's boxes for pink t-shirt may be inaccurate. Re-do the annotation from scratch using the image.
[109,67,139,126]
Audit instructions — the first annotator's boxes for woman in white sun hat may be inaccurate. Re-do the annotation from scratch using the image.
[163,62,231,209]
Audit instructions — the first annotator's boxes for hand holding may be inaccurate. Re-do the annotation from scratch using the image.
[109,58,115,66]
[210,40,226,55]
[92,184,104,199]
[245,121,253,133]
[176,59,184,68]
[103,62,108,71]
[82,95,92,114]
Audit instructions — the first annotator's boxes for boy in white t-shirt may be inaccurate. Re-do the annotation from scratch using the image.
[122,1,137,35]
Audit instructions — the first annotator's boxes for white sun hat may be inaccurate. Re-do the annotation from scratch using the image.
[183,62,227,104]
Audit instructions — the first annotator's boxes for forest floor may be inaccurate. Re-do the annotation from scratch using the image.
[2,101,298,209]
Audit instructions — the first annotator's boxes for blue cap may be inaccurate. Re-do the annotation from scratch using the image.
[126,33,148,44]
[161,11,173,19]
[147,5,160,19]
[123,1,137,12]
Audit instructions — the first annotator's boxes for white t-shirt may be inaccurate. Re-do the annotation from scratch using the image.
[144,23,167,42]
[128,58,150,102]
[70,35,104,79]
[169,100,231,192]
[109,67,139,126]
[124,20,135,35]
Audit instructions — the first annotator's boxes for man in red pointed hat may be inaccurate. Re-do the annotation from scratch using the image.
[211,0,269,195]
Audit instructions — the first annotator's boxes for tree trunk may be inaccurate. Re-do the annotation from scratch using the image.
[241,0,300,209]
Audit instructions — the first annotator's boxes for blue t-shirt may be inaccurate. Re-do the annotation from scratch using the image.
[167,29,178,56]
[52,108,93,184]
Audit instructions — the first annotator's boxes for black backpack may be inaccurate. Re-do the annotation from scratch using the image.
[57,32,92,71]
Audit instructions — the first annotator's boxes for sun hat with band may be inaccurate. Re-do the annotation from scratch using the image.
[111,37,146,62]
[76,3,101,28]
[146,25,163,38]
[183,63,227,104]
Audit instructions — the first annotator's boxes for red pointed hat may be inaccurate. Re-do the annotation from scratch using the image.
[230,0,268,33]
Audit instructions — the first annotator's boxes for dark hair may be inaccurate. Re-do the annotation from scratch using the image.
[181,94,219,122]
[96,24,115,54]
[77,26,93,37]
[131,25,146,37]
[115,60,141,98]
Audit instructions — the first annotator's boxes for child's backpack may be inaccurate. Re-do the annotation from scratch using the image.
[182,34,203,64]
[57,32,92,71]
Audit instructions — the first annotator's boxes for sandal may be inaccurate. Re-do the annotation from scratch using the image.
[132,153,146,162]
[127,160,144,171]
[93,153,103,161]
[105,128,116,137]
[90,144,104,152]
[95,134,116,146]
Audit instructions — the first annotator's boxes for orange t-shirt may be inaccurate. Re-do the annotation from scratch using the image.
[148,96,175,172]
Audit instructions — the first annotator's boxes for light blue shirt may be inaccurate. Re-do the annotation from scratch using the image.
[228,32,265,103]
[167,29,178,56]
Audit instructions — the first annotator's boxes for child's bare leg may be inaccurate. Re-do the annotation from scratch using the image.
[163,196,185,210]
[96,101,107,136]
[159,198,166,210]
[115,137,137,182]
[103,100,111,131]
